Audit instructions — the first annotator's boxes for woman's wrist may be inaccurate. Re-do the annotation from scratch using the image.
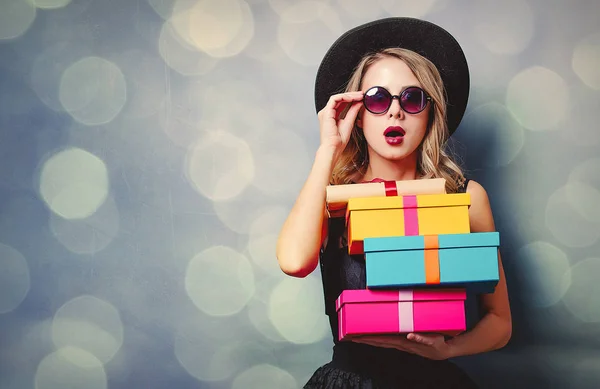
[314,146,338,176]
[443,340,459,359]
[316,144,338,161]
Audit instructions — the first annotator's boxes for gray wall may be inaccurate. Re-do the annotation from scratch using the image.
[1,0,599,388]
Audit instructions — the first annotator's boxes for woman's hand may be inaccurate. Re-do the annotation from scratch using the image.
[317,91,364,155]
[351,333,454,361]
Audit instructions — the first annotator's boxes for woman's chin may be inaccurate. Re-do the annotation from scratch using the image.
[376,147,415,162]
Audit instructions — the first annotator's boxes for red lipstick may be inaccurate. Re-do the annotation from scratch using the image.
[384,126,405,145]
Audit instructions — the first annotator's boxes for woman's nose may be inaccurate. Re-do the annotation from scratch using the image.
[388,96,404,118]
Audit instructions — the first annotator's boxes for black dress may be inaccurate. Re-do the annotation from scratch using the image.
[304,180,480,389]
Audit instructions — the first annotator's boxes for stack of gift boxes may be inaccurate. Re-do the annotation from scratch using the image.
[326,178,500,341]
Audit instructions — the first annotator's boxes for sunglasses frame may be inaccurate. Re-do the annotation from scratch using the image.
[363,86,432,115]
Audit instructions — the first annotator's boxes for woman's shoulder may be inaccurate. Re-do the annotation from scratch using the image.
[463,179,496,232]
[464,179,487,199]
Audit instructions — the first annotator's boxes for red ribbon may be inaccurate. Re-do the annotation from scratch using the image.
[359,178,398,196]
[384,180,398,196]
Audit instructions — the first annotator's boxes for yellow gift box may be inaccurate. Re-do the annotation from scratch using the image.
[345,193,471,255]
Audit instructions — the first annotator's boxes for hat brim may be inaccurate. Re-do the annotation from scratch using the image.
[314,17,470,136]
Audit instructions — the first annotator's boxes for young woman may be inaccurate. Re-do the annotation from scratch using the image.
[276,17,512,388]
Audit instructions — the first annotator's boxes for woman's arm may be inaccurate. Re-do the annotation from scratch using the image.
[276,91,364,278]
[275,146,335,278]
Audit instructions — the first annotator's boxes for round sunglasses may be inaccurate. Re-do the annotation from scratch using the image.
[363,86,432,115]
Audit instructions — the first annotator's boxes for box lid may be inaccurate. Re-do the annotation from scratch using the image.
[363,232,500,253]
[346,193,470,213]
[335,289,466,311]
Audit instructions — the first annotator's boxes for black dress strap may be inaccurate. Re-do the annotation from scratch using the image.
[456,177,483,330]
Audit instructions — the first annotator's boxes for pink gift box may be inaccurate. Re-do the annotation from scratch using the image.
[335,289,466,342]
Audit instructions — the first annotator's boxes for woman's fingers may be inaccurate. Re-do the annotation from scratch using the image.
[318,91,364,150]
[336,101,361,143]
[322,91,363,119]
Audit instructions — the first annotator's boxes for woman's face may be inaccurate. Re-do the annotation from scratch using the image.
[357,57,431,164]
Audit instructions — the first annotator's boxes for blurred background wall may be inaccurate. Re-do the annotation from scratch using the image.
[1,0,599,388]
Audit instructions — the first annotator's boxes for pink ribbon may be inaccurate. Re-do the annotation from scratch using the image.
[398,290,414,332]
[402,195,419,236]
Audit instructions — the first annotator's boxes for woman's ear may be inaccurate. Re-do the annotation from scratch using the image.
[356,111,363,129]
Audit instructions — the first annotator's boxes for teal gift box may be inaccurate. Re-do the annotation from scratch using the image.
[363,232,500,293]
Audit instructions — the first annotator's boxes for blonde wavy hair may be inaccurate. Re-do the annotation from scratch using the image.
[330,48,466,193]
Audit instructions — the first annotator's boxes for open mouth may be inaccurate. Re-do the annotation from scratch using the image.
[385,130,404,137]
[384,126,405,145]
[384,126,406,137]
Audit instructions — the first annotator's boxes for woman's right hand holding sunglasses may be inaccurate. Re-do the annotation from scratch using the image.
[317,91,364,158]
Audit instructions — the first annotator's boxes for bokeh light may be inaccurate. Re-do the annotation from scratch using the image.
[59,56,127,126]
[569,157,600,192]
[473,0,534,55]
[335,0,383,20]
[195,78,274,140]
[513,241,571,308]
[49,195,120,255]
[562,257,600,323]
[30,42,93,113]
[39,147,109,220]
[243,1,288,62]
[243,257,291,343]
[247,293,287,342]
[558,85,600,147]
[0,243,31,314]
[269,276,330,344]
[168,0,254,58]
[564,181,600,224]
[190,0,254,58]
[569,355,600,388]
[185,131,255,201]
[157,81,209,148]
[178,338,276,382]
[232,364,297,389]
[247,206,288,276]
[147,0,176,19]
[506,66,569,131]
[34,0,72,9]
[185,245,255,316]
[1,318,55,389]
[380,0,440,18]
[158,21,219,76]
[545,185,600,248]
[0,0,36,41]
[248,128,311,196]
[35,347,107,389]
[213,193,274,234]
[572,32,600,90]
[268,0,321,16]
[52,295,124,365]
[459,102,525,167]
[174,312,276,382]
[116,49,167,119]
[277,1,344,66]
[173,0,243,49]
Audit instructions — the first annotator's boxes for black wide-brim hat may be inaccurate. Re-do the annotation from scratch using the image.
[314,17,470,136]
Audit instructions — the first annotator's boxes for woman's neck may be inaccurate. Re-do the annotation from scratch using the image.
[361,150,419,182]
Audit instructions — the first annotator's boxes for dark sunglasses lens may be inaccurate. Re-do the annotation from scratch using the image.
[364,87,391,113]
[401,87,428,113]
